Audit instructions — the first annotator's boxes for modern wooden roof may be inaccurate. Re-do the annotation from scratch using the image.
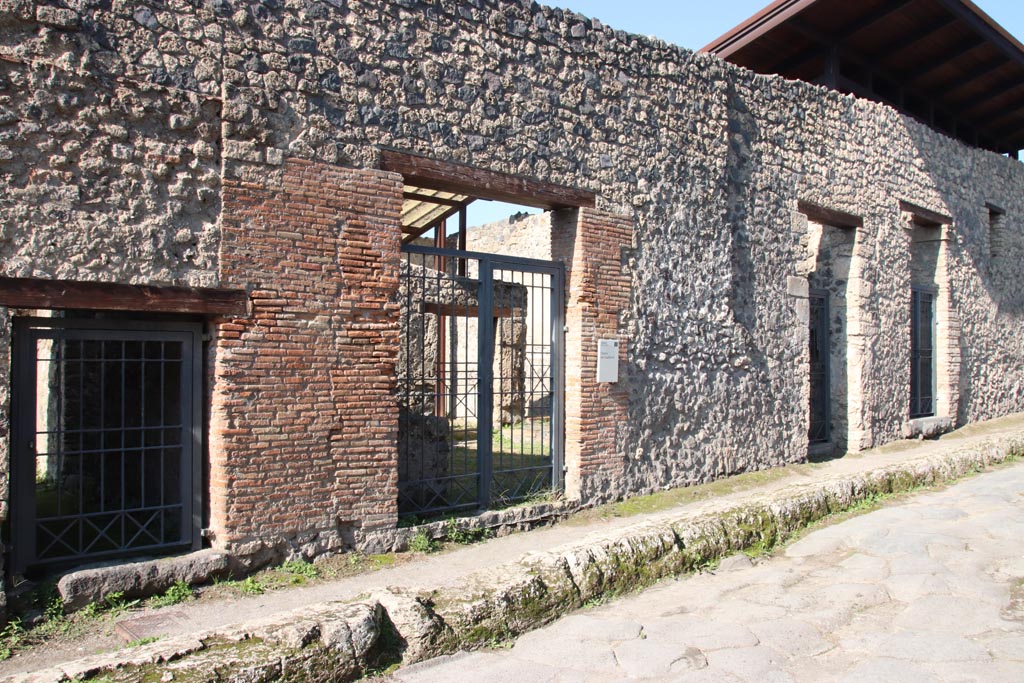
[702,0,1024,155]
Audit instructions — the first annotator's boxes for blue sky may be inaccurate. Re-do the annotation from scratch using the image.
[466,1,1024,227]
[545,0,1024,53]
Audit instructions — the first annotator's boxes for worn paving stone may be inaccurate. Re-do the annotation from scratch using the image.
[836,657,944,683]
[612,638,706,678]
[726,583,821,612]
[524,614,643,643]
[747,618,833,658]
[845,631,992,663]
[396,652,559,683]
[834,552,891,582]
[891,595,1008,635]
[923,660,1024,683]
[388,465,1024,683]
[882,573,953,602]
[782,533,848,558]
[985,635,1024,661]
[510,633,620,672]
[643,618,761,651]
[663,669,745,683]
[703,645,794,683]
[810,582,891,610]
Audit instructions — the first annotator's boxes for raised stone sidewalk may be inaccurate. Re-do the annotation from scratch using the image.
[5,414,1024,683]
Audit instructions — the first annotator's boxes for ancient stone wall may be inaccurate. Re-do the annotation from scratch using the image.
[0,0,1022,572]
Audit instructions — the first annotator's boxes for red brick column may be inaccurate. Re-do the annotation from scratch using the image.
[210,159,403,552]
[552,208,632,503]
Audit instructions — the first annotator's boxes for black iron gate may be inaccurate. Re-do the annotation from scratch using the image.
[808,289,830,444]
[910,287,936,418]
[398,245,564,518]
[10,318,202,575]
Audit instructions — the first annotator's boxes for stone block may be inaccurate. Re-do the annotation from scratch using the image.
[57,549,232,611]
[901,416,954,440]
[35,5,79,29]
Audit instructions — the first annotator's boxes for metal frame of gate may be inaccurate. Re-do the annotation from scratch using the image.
[910,286,937,418]
[10,317,203,575]
[808,288,831,444]
[398,244,564,518]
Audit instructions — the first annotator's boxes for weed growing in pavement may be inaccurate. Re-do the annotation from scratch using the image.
[125,636,160,648]
[237,577,266,596]
[281,559,319,580]
[0,585,150,661]
[148,580,194,608]
[0,619,26,661]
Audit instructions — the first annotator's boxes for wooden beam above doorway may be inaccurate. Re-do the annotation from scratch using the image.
[797,200,863,228]
[380,149,597,210]
[0,277,251,317]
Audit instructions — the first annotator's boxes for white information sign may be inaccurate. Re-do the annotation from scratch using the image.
[596,339,620,383]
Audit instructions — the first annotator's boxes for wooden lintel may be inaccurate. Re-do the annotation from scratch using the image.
[422,302,515,318]
[0,277,250,317]
[797,200,863,229]
[381,149,596,210]
[899,200,951,226]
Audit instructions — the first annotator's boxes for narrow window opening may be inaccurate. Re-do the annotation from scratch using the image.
[910,287,936,418]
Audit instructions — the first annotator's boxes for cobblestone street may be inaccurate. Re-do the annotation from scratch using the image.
[392,463,1024,683]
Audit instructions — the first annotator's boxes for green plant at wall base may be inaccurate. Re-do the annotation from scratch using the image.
[47,596,64,619]
[444,518,494,545]
[408,531,438,553]
[125,636,159,648]
[281,559,319,579]
[103,591,141,615]
[237,577,266,596]
[0,618,26,661]
[149,580,194,608]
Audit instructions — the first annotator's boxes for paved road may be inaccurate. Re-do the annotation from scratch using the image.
[390,463,1024,683]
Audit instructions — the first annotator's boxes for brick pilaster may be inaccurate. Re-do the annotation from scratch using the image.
[552,208,633,502]
[211,159,403,550]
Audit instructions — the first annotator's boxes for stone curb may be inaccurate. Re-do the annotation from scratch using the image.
[5,432,1022,683]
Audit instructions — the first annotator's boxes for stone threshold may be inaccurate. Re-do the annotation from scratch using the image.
[6,426,1024,683]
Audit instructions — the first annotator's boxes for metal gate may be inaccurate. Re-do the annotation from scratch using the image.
[808,289,830,444]
[10,318,202,574]
[910,287,936,418]
[398,245,564,518]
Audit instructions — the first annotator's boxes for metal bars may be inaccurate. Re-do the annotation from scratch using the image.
[397,244,564,518]
[10,318,202,574]
[808,289,831,444]
[910,287,937,418]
